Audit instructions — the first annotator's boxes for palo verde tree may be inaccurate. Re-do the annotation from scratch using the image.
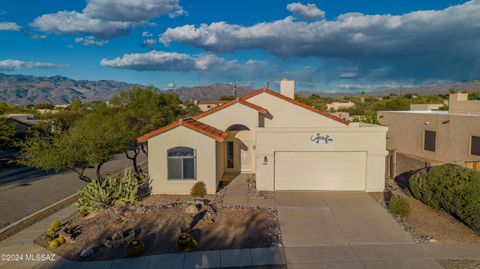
[19,103,123,182]
[109,87,195,175]
[0,118,17,151]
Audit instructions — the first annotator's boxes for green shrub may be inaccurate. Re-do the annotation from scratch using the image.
[409,164,480,233]
[77,168,139,214]
[190,181,207,197]
[388,195,411,217]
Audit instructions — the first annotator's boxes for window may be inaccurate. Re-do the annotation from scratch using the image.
[167,147,196,180]
[227,141,234,168]
[424,131,436,152]
[472,136,480,156]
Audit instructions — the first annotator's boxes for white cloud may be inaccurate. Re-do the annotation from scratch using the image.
[0,59,64,71]
[142,31,153,37]
[142,39,157,48]
[286,3,325,20]
[31,0,183,39]
[100,50,261,74]
[75,36,108,46]
[160,0,480,82]
[166,82,175,88]
[0,22,22,31]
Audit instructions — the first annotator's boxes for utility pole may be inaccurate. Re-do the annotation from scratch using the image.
[233,81,237,97]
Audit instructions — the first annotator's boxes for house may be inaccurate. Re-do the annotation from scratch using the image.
[326,101,355,111]
[328,111,352,121]
[138,80,388,194]
[193,100,227,112]
[378,93,480,178]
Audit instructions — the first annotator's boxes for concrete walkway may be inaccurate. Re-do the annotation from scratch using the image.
[223,174,275,208]
[275,191,446,269]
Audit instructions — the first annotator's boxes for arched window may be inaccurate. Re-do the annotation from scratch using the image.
[167,147,196,180]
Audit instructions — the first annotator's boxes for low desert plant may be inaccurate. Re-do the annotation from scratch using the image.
[409,164,480,233]
[190,181,207,197]
[76,168,139,214]
[124,238,145,257]
[177,232,198,252]
[388,195,411,217]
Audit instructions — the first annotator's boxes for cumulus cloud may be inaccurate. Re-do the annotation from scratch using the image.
[75,36,108,46]
[160,1,480,83]
[142,39,157,48]
[31,0,184,39]
[142,31,153,37]
[286,3,325,20]
[166,82,176,88]
[0,22,22,31]
[100,50,266,76]
[0,59,64,71]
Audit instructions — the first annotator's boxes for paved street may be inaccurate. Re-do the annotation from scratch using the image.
[275,191,444,269]
[0,153,146,229]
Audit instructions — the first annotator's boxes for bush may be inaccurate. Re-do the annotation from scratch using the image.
[388,195,411,217]
[409,164,480,233]
[77,168,139,214]
[190,181,207,197]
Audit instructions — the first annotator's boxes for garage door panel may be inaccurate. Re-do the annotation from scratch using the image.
[274,151,366,191]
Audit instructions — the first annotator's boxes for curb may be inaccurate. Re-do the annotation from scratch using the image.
[0,193,79,243]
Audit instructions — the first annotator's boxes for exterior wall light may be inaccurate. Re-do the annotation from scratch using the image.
[263,156,268,165]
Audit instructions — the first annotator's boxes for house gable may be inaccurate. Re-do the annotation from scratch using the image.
[243,89,349,127]
[193,102,265,131]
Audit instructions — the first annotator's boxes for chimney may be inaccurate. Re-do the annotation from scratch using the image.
[280,79,295,99]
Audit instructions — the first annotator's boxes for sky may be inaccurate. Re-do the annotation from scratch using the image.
[0,0,478,92]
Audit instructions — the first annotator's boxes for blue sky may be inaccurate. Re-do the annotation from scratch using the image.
[0,0,478,92]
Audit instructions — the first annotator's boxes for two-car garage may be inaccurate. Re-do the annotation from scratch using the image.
[273,151,367,191]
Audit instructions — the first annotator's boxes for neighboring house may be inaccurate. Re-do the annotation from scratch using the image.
[410,102,447,111]
[326,101,355,111]
[6,114,43,126]
[138,80,388,194]
[378,93,480,178]
[193,100,227,112]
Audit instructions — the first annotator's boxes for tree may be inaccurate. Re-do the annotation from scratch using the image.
[19,104,124,182]
[0,118,17,151]
[109,87,188,174]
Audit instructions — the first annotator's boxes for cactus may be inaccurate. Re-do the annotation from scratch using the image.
[49,240,59,249]
[50,220,62,230]
[56,237,66,245]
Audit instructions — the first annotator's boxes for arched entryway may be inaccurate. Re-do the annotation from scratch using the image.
[224,124,254,173]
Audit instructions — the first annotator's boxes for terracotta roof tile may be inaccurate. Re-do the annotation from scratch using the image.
[137,118,228,143]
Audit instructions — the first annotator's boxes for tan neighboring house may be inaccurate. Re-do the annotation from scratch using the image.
[193,100,227,112]
[378,93,480,178]
[329,112,352,121]
[326,101,355,111]
[137,80,388,195]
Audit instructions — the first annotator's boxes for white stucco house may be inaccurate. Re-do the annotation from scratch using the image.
[138,80,388,194]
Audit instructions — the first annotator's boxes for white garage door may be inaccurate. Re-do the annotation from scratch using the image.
[274,151,366,191]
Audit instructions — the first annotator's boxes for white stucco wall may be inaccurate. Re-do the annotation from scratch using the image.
[247,92,346,127]
[147,126,218,194]
[255,125,388,192]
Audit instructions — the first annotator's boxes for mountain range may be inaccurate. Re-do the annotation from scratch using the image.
[1,73,479,104]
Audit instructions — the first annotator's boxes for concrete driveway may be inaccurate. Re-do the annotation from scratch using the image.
[275,191,444,269]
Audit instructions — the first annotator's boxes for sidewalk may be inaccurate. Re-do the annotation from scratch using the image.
[222,174,275,208]
[0,203,286,269]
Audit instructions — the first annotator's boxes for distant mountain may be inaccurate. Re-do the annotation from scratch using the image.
[2,73,479,104]
[167,83,254,101]
[0,73,255,104]
[298,80,480,97]
[0,73,141,104]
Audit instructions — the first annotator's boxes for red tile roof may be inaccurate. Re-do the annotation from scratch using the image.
[196,100,226,105]
[137,118,228,143]
[192,98,269,120]
[241,88,350,126]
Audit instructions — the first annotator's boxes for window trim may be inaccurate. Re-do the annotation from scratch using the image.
[227,141,234,169]
[423,130,436,152]
[167,147,197,180]
[471,135,480,156]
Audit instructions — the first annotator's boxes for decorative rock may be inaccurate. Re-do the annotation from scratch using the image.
[80,248,95,258]
[194,200,204,210]
[185,205,198,216]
